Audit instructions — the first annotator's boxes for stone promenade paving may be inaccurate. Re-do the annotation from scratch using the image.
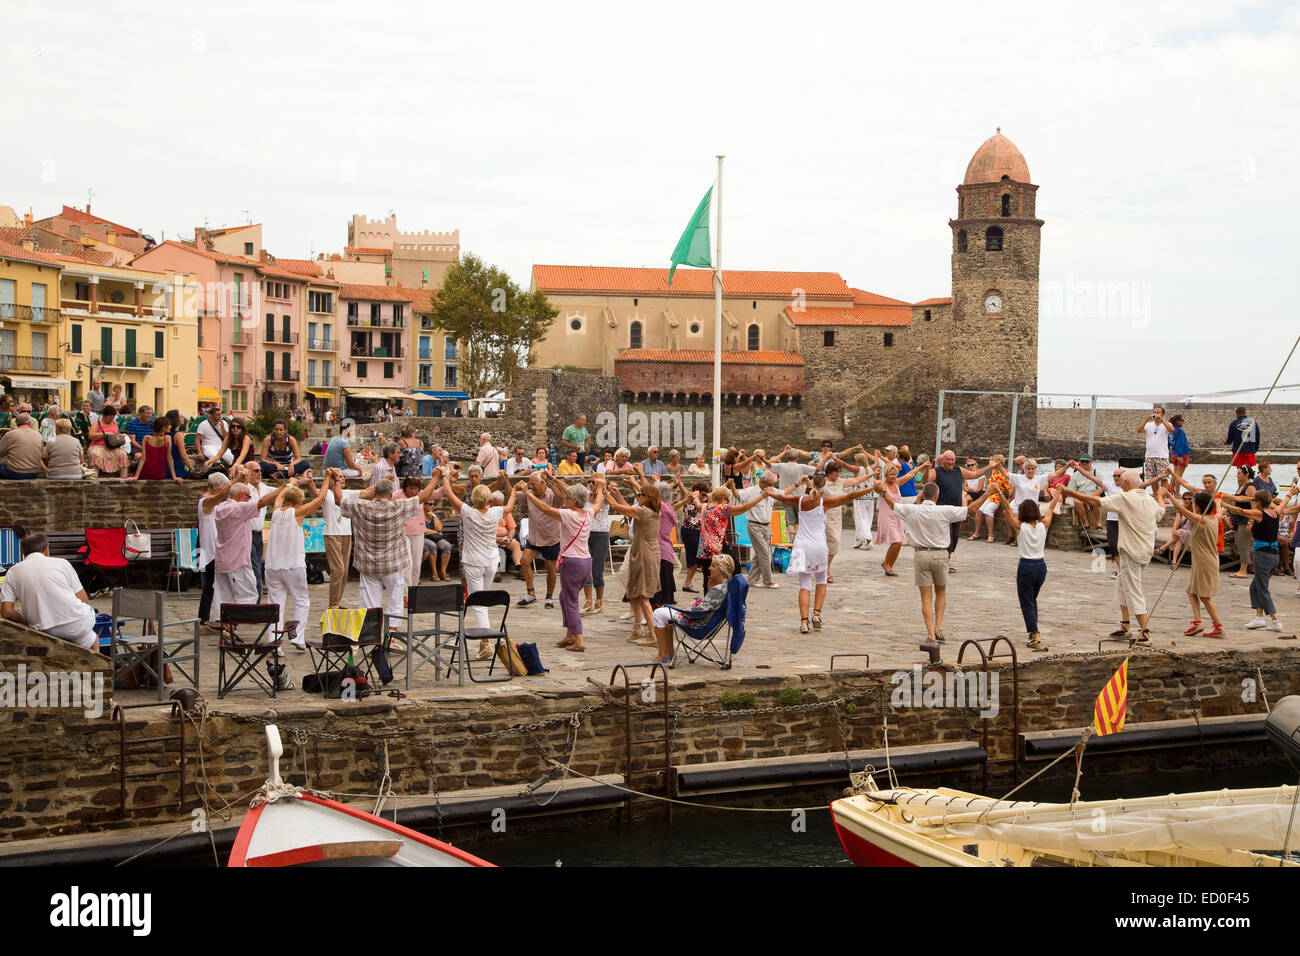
[108,538,1300,713]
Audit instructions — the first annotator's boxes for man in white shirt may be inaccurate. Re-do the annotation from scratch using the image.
[1138,406,1171,487]
[1,533,98,648]
[196,405,233,470]
[732,471,780,588]
[475,432,499,478]
[505,446,532,477]
[877,480,993,650]
[1061,470,1169,644]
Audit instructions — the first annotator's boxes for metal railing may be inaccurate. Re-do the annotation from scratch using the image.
[228,372,253,385]
[91,350,156,369]
[264,369,301,383]
[0,354,62,373]
[231,329,252,345]
[346,316,407,328]
[307,338,334,351]
[0,304,61,323]
[264,330,300,344]
[306,374,333,387]
[348,345,404,358]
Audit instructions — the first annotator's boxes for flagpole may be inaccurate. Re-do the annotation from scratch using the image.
[712,154,724,486]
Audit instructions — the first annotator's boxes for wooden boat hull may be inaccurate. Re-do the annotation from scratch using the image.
[229,793,492,868]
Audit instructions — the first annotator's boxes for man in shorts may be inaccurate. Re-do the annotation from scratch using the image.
[1138,406,1171,487]
[518,470,560,608]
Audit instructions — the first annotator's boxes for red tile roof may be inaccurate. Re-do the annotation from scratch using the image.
[54,205,142,238]
[257,262,309,282]
[0,239,62,267]
[784,304,912,327]
[338,283,417,302]
[615,348,805,366]
[913,297,951,307]
[533,265,854,300]
[851,287,911,307]
[274,258,324,277]
[59,245,116,266]
[344,246,391,256]
[138,239,261,268]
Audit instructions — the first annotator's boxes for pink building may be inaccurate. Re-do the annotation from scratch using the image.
[337,284,414,419]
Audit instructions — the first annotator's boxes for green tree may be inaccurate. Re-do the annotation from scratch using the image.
[422,253,558,400]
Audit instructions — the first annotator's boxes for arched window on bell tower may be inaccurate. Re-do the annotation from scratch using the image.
[629,320,643,349]
[1001,194,1011,217]
[985,226,1003,252]
[956,229,967,253]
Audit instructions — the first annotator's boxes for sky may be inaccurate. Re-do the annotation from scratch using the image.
[3,0,1298,398]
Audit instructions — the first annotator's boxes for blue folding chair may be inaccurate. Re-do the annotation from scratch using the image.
[167,528,201,597]
[668,575,748,670]
[0,529,20,572]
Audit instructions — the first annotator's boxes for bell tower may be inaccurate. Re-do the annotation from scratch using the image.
[949,129,1042,397]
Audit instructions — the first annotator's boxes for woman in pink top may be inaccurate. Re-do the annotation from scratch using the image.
[522,474,603,652]
[397,477,430,586]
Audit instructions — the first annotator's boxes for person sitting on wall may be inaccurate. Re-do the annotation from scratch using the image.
[0,413,47,479]
[257,419,311,479]
[1,532,99,648]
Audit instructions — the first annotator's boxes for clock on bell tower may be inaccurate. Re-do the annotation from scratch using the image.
[948,128,1042,396]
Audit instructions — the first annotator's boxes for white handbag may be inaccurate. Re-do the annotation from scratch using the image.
[786,547,808,574]
[124,519,151,561]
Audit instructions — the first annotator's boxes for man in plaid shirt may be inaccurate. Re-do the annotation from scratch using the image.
[342,473,444,618]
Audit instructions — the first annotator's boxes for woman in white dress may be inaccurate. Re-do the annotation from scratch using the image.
[846,453,879,549]
[441,470,521,659]
[264,474,329,650]
[766,474,877,633]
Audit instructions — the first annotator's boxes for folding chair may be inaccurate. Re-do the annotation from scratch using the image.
[444,589,513,685]
[217,603,290,699]
[669,575,748,670]
[109,589,201,701]
[81,528,130,593]
[166,528,201,598]
[384,584,462,689]
[0,529,20,572]
[307,607,383,697]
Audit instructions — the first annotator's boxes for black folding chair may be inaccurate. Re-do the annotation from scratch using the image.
[384,584,463,689]
[307,607,383,697]
[217,603,288,699]
[110,589,201,700]
[445,589,513,685]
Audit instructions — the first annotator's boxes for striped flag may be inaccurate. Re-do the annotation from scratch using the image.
[1093,659,1129,736]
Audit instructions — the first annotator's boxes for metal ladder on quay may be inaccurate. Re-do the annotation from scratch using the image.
[113,700,189,818]
[609,663,672,824]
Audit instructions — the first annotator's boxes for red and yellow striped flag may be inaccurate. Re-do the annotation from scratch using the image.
[1093,659,1129,735]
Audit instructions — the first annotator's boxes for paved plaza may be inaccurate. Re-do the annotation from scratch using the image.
[106,538,1300,713]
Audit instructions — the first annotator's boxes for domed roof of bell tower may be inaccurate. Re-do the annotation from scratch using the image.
[963,129,1031,185]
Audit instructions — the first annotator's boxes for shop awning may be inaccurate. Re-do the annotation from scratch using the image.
[345,388,415,401]
[413,390,471,401]
[0,375,70,390]
[304,388,335,399]
[197,386,221,402]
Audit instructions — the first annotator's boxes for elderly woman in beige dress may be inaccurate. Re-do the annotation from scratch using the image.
[604,479,663,645]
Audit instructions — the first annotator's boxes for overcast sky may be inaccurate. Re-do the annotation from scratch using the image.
[3,0,1297,398]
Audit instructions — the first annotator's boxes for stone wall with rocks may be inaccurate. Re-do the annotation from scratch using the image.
[0,643,1292,841]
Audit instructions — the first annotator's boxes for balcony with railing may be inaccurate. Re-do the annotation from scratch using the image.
[347,343,404,358]
[264,329,300,344]
[90,349,156,369]
[263,369,301,383]
[0,354,63,373]
[345,315,407,328]
[306,373,334,388]
[231,328,253,346]
[61,298,166,319]
[0,304,62,324]
[228,372,253,386]
[307,338,335,352]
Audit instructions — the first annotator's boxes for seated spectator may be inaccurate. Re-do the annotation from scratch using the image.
[687,454,711,477]
[257,419,310,479]
[38,401,63,444]
[492,490,522,572]
[531,446,550,466]
[201,417,256,473]
[423,504,453,581]
[125,405,155,463]
[666,449,683,475]
[87,409,130,478]
[606,447,636,474]
[0,532,98,648]
[72,400,98,445]
[650,553,736,663]
[101,383,125,417]
[505,446,532,476]
[0,413,46,479]
[128,417,183,483]
[557,449,584,476]
[195,404,232,472]
[0,394,19,428]
[166,409,196,479]
[641,445,668,476]
[44,419,85,479]
[324,424,362,477]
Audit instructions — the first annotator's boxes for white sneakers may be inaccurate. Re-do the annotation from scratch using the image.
[1244,617,1266,629]
[764,582,780,589]
[1267,619,1284,632]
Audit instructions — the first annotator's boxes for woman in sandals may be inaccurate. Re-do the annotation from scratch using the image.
[443,469,522,659]
[520,474,602,653]
[765,473,875,633]
[604,477,663,647]
[873,463,909,576]
[998,485,1063,651]
[1165,473,1226,637]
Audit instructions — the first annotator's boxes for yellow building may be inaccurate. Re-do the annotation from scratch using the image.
[0,238,68,405]
[56,257,200,414]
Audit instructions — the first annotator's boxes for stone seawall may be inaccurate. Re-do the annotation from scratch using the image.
[0,620,1293,842]
[1039,403,1300,455]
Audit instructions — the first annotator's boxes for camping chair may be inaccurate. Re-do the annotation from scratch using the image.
[384,584,462,689]
[307,607,383,697]
[81,528,130,593]
[109,589,201,701]
[217,603,290,699]
[0,529,20,572]
[166,528,201,598]
[668,575,748,670]
[444,589,513,685]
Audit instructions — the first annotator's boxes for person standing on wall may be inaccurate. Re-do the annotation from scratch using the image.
[560,413,593,471]
[1225,406,1260,467]
[1138,406,1172,489]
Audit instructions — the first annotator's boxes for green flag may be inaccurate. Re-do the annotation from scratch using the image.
[668,186,713,285]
